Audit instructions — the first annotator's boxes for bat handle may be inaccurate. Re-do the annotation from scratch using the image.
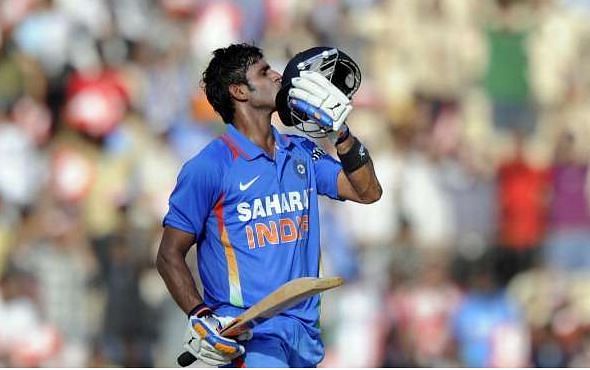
[177,351,197,367]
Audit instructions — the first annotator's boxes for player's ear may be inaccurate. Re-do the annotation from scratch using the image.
[229,83,249,102]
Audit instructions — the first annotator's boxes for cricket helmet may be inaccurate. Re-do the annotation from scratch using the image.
[276,47,361,138]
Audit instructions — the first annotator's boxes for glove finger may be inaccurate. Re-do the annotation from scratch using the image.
[191,321,243,358]
[202,340,245,359]
[291,76,329,100]
[199,352,230,363]
[203,333,244,356]
[199,342,234,362]
[288,99,333,129]
[333,105,353,131]
[191,320,216,340]
[300,71,349,102]
[215,315,237,329]
[199,351,235,366]
[343,104,353,118]
[288,88,323,108]
[198,354,230,367]
[236,329,253,341]
[323,95,349,117]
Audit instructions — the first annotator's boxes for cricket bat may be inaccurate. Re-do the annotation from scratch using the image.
[177,276,344,367]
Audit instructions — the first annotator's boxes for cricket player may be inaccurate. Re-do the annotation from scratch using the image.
[156,43,381,367]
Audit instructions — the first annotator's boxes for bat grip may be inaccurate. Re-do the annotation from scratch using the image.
[177,351,197,367]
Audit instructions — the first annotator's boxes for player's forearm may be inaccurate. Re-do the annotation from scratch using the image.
[341,158,382,203]
[336,135,382,203]
[156,245,203,315]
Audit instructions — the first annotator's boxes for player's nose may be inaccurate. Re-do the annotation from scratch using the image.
[270,69,282,83]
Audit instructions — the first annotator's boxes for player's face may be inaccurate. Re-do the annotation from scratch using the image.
[245,59,282,111]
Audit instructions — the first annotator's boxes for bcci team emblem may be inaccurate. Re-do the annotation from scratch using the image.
[293,159,307,179]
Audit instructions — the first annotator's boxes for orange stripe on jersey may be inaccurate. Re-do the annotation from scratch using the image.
[214,194,244,307]
[220,134,250,160]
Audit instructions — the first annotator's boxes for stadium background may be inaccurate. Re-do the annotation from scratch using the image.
[1,0,590,367]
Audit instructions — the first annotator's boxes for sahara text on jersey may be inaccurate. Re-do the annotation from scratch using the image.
[236,189,312,249]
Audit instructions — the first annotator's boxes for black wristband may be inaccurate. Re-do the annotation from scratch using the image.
[188,303,212,318]
[337,137,370,174]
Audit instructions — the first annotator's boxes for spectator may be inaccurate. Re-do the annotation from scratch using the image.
[452,250,530,367]
[544,130,590,272]
[483,0,537,135]
[101,234,155,367]
[383,253,461,367]
[495,132,549,285]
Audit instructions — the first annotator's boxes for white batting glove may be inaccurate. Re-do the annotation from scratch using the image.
[289,70,353,133]
[216,315,253,342]
[184,314,251,367]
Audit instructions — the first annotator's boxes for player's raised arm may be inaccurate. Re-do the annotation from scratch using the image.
[286,68,382,204]
[334,129,382,204]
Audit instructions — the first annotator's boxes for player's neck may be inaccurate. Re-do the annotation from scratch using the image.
[233,112,275,157]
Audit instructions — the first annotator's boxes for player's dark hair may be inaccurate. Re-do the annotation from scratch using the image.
[201,43,263,124]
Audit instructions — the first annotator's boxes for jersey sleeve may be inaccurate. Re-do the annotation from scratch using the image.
[300,138,343,200]
[162,155,223,236]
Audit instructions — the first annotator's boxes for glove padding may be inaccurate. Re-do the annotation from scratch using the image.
[184,314,252,367]
[289,70,353,132]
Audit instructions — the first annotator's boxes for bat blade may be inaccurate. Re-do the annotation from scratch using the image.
[220,276,344,337]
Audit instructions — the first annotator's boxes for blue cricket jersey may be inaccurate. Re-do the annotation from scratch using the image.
[163,124,342,330]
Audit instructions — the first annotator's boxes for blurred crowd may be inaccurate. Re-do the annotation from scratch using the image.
[0,0,590,367]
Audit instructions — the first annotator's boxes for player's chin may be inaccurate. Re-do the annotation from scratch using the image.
[270,97,278,111]
[272,86,280,101]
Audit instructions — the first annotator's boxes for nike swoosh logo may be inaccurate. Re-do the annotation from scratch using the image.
[239,175,260,191]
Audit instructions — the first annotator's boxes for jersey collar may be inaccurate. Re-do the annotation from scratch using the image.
[225,123,292,161]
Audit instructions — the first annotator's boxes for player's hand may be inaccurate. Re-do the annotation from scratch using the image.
[184,314,250,366]
[289,70,353,133]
